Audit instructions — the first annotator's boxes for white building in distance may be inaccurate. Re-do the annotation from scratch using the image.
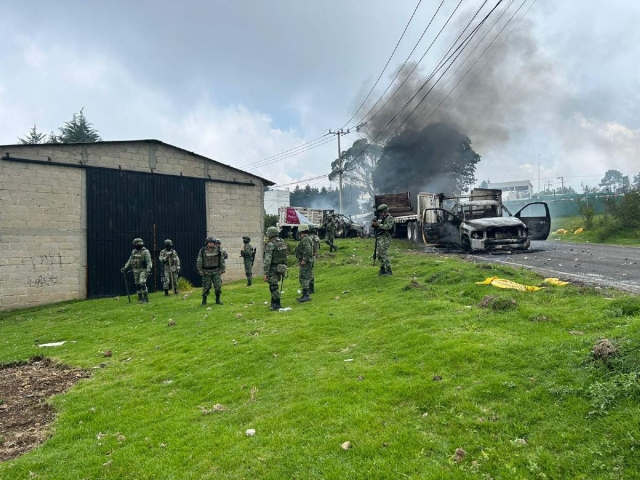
[264,189,290,215]
[487,180,533,201]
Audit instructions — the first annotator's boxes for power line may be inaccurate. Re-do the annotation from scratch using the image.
[245,137,336,171]
[346,0,447,130]
[273,174,329,188]
[341,0,423,129]
[240,133,330,170]
[357,0,467,129]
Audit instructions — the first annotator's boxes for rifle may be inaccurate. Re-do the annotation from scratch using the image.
[251,247,257,267]
[372,215,379,266]
[167,254,177,294]
[122,270,131,303]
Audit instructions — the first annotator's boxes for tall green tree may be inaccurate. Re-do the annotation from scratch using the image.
[633,173,640,191]
[57,108,101,143]
[328,138,382,201]
[18,124,48,144]
[373,123,481,197]
[599,169,624,193]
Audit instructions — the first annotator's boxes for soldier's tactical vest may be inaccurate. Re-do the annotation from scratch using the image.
[131,249,148,268]
[270,238,288,265]
[201,247,220,268]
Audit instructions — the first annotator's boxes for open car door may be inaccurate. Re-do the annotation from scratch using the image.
[514,202,551,241]
[421,208,461,245]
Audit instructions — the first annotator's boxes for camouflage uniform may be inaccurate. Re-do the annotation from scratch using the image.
[214,240,229,260]
[373,204,394,275]
[309,227,320,294]
[240,236,255,286]
[263,227,288,310]
[325,216,337,252]
[295,225,314,302]
[197,237,226,305]
[159,240,180,294]
[121,238,152,303]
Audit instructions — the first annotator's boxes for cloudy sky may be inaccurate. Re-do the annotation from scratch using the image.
[1,0,638,192]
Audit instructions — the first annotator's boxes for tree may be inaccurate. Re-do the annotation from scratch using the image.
[47,132,60,144]
[328,138,382,201]
[633,173,640,191]
[57,108,101,143]
[373,123,481,197]
[555,185,576,194]
[18,124,48,144]
[479,179,490,189]
[599,169,624,193]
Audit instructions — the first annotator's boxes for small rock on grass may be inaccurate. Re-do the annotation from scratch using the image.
[103,350,112,357]
[168,319,176,327]
[246,429,256,437]
[341,441,351,451]
[453,448,466,462]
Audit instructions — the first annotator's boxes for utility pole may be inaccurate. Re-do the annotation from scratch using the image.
[557,176,564,194]
[328,128,350,213]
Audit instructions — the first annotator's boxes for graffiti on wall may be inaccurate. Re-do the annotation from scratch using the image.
[22,253,63,288]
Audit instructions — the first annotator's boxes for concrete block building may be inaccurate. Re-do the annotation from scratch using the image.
[0,140,273,311]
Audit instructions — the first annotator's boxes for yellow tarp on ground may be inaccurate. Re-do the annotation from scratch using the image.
[554,229,569,234]
[476,276,571,291]
[476,277,541,292]
[573,227,585,234]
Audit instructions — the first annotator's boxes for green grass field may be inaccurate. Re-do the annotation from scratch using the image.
[550,215,640,246]
[2,239,640,479]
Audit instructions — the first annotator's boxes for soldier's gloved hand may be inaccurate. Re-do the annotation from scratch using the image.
[221,269,226,275]
[372,221,380,228]
[120,268,126,273]
[263,275,268,282]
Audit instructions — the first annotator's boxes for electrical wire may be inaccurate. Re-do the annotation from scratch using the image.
[341,0,423,129]
[273,174,329,188]
[345,0,446,130]
[245,136,337,171]
[240,133,330,169]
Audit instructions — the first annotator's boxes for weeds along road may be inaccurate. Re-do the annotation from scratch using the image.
[452,241,640,294]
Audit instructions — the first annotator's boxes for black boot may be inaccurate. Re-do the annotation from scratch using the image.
[164,289,169,296]
[332,244,337,252]
[201,295,207,306]
[297,288,311,303]
[309,280,315,294]
[378,266,386,276]
[142,292,149,303]
[385,267,393,276]
[270,299,279,311]
[215,293,223,305]
[137,293,143,303]
[247,278,252,286]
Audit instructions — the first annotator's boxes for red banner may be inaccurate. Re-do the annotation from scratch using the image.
[285,207,300,224]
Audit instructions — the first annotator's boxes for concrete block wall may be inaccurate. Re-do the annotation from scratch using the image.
[0,161,86,310]
[0,141,268,310]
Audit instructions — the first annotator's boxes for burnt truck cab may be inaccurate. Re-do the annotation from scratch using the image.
[421,189,551,252]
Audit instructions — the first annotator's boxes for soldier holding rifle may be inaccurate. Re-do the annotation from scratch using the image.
[371,204,394,276]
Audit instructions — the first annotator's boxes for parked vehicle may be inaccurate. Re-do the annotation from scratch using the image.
[277,206,333,240]
[421,189,551,251]
[331,213,364,238]
[374,189,551,251]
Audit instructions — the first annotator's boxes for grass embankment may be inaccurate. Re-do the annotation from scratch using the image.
[1,239,640,479]
[550,215,640,246]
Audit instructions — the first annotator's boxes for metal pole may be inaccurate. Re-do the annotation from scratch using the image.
[337,131,342,214]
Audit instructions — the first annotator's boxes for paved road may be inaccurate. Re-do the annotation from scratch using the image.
[465,241,640,293]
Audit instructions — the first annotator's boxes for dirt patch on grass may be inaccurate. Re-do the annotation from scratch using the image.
[0,356,90,461]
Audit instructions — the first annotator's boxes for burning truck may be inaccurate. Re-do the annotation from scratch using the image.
[373,189,550,251]
[277,206,363,240]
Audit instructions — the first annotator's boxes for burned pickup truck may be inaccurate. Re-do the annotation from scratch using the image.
[421,189,550,252]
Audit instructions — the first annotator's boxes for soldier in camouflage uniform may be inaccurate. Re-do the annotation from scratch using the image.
[240,236,255,286]
[263,226,288,311]
[295,224,314,302]
[214,239,229,260]
[309,225,320,294]
[324,215,337,252]
[372,203,394,276]
[121,238,153,303]
[159,239,180,295]
[197,236,226,305]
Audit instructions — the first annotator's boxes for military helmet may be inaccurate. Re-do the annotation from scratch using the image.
[298,224,310,232]
[214,239,222,245]
[164,239,173,247]
[132,238,144,247]
[242,236,251,242]
[308,225,317,232]
[377,204,389,212]
[205,236,215,244]
[266,226,279,237]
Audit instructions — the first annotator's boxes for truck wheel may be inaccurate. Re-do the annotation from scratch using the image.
[294,229,301,241]
[406,222,414,242]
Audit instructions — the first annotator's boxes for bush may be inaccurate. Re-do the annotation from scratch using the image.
[576,198,595,230]
[177,277,194,292]
[264,214,278,229]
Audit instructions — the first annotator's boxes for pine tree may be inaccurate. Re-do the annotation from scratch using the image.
[57,108,101,143]
[18,124,48,144]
